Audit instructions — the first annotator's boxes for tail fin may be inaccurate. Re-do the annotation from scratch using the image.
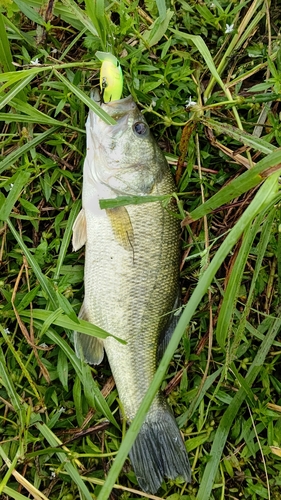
[129,407,191,493]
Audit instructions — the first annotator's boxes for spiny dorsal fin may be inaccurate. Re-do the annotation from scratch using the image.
[74,302,104,365]
[72,209,87,251]
[106,206,134,252]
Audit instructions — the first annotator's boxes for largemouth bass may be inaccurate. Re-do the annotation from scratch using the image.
[72,95,191,493]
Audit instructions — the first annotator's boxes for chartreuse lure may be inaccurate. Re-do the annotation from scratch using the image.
[96,51,123,103]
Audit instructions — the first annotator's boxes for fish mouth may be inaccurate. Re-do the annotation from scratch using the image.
[101,94,137,119]
[91,92,137,120]
[89,93,138,139]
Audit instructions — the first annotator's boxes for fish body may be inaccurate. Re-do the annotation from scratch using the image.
[73,95,191,493]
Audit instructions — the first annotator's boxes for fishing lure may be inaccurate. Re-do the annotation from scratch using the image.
[96,51,123,103]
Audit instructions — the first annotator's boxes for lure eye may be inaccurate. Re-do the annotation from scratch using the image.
[133,121,147,136]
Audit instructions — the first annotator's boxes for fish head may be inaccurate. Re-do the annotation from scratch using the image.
[85,95,167,195]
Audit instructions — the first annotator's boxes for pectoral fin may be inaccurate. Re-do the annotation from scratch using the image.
[72,209,87,251]
[106,206,134,252]
[74,302,104,365]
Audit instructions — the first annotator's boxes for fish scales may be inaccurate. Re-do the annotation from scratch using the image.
[73,95,191,493]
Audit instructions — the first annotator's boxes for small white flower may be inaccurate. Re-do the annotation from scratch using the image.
[50,471,56,479]
[210,2,215,7]
[59,407,66,413]
[50,48,57,54]
[31,58,40,65]
[185,96,197,108]
[4,328,10,334]
[225,23,234,34]
[151,99,157,108]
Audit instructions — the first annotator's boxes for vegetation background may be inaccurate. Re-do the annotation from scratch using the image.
[1,0,281,499]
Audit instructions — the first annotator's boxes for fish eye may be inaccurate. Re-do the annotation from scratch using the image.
[133,121,147,136]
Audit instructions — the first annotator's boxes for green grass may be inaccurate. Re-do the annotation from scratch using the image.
[1,1,281,499]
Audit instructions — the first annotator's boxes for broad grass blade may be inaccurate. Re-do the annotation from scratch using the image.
[2,486,31,500]
[202,117,276,154]
[81,361,120,429]
[0,14,15,73]
[13,0,45,25]
[143,10,174,48]
[6,219,58,309]
[41,325,120,428]
[53,199,81,281]
[36,423,94,500]
[225,209,275,360]
[99,194,171,209]
[85,0,107,50]
[96,169,281,500]
[186,148,281,223]
[54,70,116,125]
[170,30,225,93]
[61,0,99,37]
[216,212,265,349]
[20,308,124,342]
[0,171,31,221]
[156,0,167,20]
[0,346,23,420]
[196,312,281,500]
[0,127,59,174]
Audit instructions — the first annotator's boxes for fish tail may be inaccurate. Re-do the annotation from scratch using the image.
[129,406,191,493]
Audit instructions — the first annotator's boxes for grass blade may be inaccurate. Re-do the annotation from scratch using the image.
[143,10,174,48]
[170,30,226,94]
[99,194,171,209]
[185,148,281,223]
[85,0,107,50]
[13,0,45,25]
[53,200,81,281]
[54,70,116,125]
[20,308,125,343]
[41,326,120,428]
[81,362,120,428]
[2,486,31,500]
[202,117,276,154]
[156,0,167,21]
[96,171,281,500]
[6,219,58,309]
[36,422,93,500]
[0,346,23,419]
[196,312,281,499]
[0,171,31,221]
[0,14,15,72]
[216,211,264,349]
[0,127,59,175]
[0,74,35,110]
[10,98,71,126]
[61,0,99,37]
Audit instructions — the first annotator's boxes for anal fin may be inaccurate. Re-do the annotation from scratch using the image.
[74,302,104,365]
